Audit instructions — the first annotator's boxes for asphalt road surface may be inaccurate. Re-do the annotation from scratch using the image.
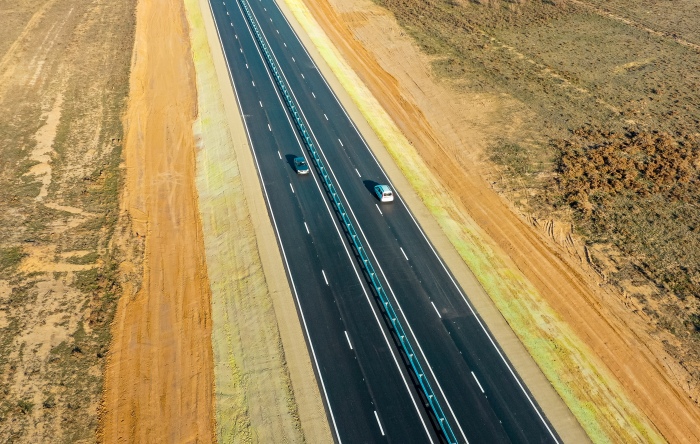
[208,0,561,442]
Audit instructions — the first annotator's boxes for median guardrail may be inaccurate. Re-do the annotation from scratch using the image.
[235,1,458,441]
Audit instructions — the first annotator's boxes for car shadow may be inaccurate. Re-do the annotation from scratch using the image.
[285,154,299,172]
[363,180,380,198]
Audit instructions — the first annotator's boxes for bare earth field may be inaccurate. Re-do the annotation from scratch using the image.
[298,0,700,441]
[0,0,135,441]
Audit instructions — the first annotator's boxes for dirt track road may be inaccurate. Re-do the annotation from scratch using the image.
[99,0,215,441]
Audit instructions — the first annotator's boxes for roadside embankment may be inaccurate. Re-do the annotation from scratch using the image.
[99,0,215,441]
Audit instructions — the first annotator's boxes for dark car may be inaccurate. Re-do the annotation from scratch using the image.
[294,156,309,175]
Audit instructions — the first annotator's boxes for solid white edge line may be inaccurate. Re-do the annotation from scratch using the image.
[374,411,385,436]
[270,2,559,439]
[431,301,442,319]
[206,4,343,441]
[344,331,353,350]
[375,204,382,215]
[238,4,435,441]
[400,247,408,261]
[322,269,328,285]
[304,222,309,234]
[472,371,485,394]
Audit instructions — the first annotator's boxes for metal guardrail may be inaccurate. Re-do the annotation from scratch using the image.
[236,1,458,442]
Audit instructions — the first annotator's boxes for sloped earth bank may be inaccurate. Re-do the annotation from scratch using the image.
[0,0,135,441]
[290,0,700,441]
[99,0,215,441]
[184,0,331,441]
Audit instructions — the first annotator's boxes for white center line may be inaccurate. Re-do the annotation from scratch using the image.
[431,301,442,319]
[259,101,263,107]
[472,371,485,394]
[289,183,295,194]
[400,247,408,261]
[338,139,343,147]
[324,113,328,120]
[322,270,328,285]
[277,151,281,159]
[374,411,385,436]
[344,331,353,350]
[311,92,316,98]
[375,204,383,215]
[304,222,309,234]
[268,123,271,131]
[355,168,361,177]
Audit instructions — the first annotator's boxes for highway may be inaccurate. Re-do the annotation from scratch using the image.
[208,0,561,442]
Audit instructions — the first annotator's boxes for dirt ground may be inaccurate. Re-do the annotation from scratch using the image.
[0,0,135,441]
[98,0,215,441]
[298,0,700,441]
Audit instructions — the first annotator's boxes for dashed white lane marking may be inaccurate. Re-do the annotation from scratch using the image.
[277,151,281,159]
[374,411,385,436]
[472,371,485,394]
[304,222,309,234]
[322,270,328,285]
[311,92,316,98]
[245,63,248,69]
[240,48,243,53]
[375,204,383,215]
[292,57,296,62]
[276,29,279,34]
[431,301,442,319]
[301,73,305,79]
[235,34,237,39]
[324,113,328,120]
[284,42,287,47]
[338,139,343,147]
[252,80,255,86]
[355,168,361,177]
[230,23,233,27]
[344,331,353,350]
[226,11,229,15]
[259,100,263,107]
[400,247,408,261]
[290,183,295,194]
[268,123,271,131]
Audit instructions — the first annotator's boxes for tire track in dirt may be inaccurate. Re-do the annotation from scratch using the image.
[99,0,215,441]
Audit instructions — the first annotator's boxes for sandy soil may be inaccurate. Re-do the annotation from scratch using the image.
[98,0,215,441]
[297,0,700,441]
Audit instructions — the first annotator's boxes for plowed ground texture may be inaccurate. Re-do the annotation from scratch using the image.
[372,0,700,410]
[0,0,136,441]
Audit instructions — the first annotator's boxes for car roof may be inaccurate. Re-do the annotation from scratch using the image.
[376,184,391,193]
[294,156,306,162]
